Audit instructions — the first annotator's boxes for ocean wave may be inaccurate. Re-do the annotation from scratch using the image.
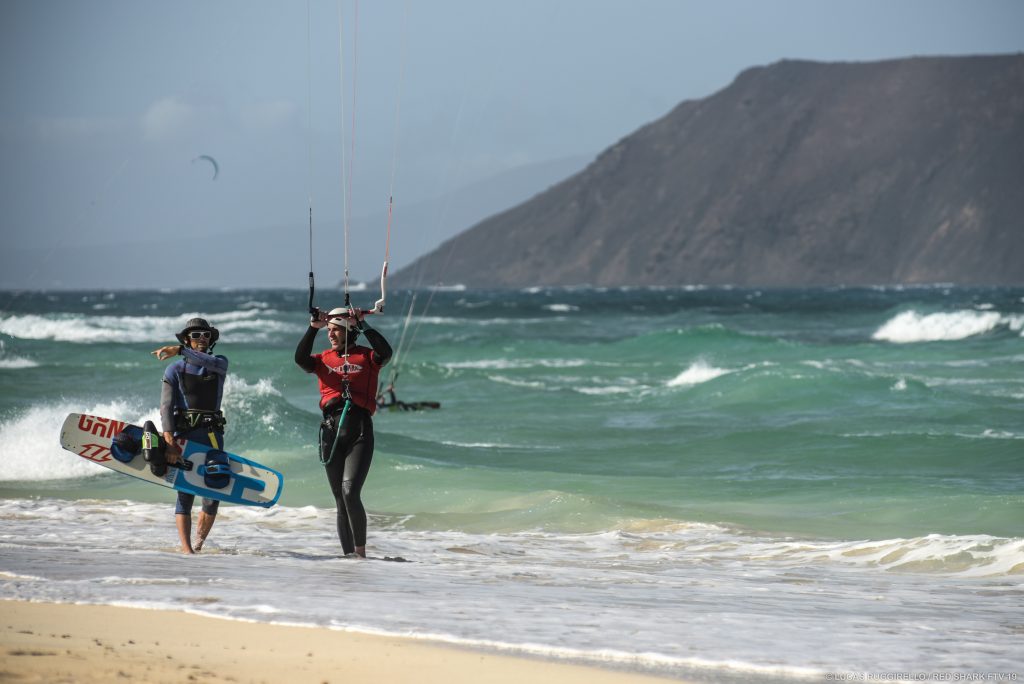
[0,339,41,369]
[219,376,309,444]
[623,524,1024,578]
[872,310,1023,343]
[0,357,39,369]
[443,358,589,370]
[666,361,731,387]
[958,429,1024,440]
[224,375,282,399]
[820,534,1024,577]
[408,315,463,326]
[486,375,547,390]
[0,400,158,482]
[237,300,272,310]
[0,310,290,344]
[222,376,283,421]
[573,385,636,395]
[440,440,519,449]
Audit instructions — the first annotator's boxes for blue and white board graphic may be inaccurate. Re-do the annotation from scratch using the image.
[59,413,283,508]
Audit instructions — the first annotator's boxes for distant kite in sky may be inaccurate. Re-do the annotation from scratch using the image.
[192,155,219,180]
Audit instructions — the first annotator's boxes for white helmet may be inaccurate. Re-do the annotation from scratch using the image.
[326,307,354,329]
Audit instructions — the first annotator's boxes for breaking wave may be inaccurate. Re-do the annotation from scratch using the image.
[872,309,1023,343]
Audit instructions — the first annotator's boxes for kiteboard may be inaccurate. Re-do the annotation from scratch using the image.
[59,413,283,508]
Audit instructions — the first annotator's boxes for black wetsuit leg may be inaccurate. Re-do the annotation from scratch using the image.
[322,406,374,554]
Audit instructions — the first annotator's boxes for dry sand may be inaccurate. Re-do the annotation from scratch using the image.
[1,600,681,683]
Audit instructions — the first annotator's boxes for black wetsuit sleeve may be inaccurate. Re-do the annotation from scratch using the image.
[295,326,319,373]
[362,325,392,366]
[160,380,175,433]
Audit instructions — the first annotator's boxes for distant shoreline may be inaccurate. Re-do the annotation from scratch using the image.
[2,282,1023,294]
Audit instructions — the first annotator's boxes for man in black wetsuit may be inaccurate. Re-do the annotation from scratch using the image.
[151,317,228,554]
[294,307,392,558]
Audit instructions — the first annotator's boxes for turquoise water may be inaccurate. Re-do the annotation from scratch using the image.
[1,286,1022,679]
[2,286,1021,540]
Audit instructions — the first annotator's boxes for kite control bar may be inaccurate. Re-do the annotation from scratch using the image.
[308,260,387,326]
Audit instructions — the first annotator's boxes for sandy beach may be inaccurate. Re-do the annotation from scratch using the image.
[1,600,680,683]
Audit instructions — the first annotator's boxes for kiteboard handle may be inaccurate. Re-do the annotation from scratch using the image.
[335,260,388,321]
[369,260,388,314]
[308,270,317,315]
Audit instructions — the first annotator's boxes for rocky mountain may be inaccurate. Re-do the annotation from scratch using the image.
[392,54,1024,288]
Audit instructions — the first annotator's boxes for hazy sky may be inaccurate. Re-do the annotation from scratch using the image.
[2,0,1023,289]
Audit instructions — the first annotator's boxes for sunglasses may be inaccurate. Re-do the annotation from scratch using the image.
[188,330,213,340]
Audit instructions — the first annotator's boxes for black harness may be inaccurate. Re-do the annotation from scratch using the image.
[174,408,227,433]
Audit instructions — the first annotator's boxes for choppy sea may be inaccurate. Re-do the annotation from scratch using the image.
[1,286,1022,682]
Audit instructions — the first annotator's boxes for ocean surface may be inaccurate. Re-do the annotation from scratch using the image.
[1,286,1022,682]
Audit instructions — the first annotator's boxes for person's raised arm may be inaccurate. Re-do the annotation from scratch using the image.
[180,346,228,375]
[295,316,324,373]
[360,322,393,366]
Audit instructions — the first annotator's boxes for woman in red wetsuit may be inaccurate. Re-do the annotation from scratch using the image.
[294,307,392,558]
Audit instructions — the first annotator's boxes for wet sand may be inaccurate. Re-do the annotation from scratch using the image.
[1,600,681,683]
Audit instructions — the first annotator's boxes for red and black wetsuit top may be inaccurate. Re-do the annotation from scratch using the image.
[311,346,383,415]
[294,324,392,416]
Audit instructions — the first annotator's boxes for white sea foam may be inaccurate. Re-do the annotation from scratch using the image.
[0,339,40,368]
[0,310,287,344]
[610,525,1024,578]
[812,534,1024,577]
[440,440,518,449]
[0,400,159,482]
[410,315,463,326]
[0,571,48,582]
[3,498,1021,677]
[959,429,1024,440]
[3,313,145,341]
[543,303,579,312]
[666,361,730,387]
[224,375,281,398]
[487,375,547,389]
[871,310,1017,343]
[574,385,635,395]
[0,357,38,369]
[221,376,282,431]
[444,358,589,370]
[237,300,271,310]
